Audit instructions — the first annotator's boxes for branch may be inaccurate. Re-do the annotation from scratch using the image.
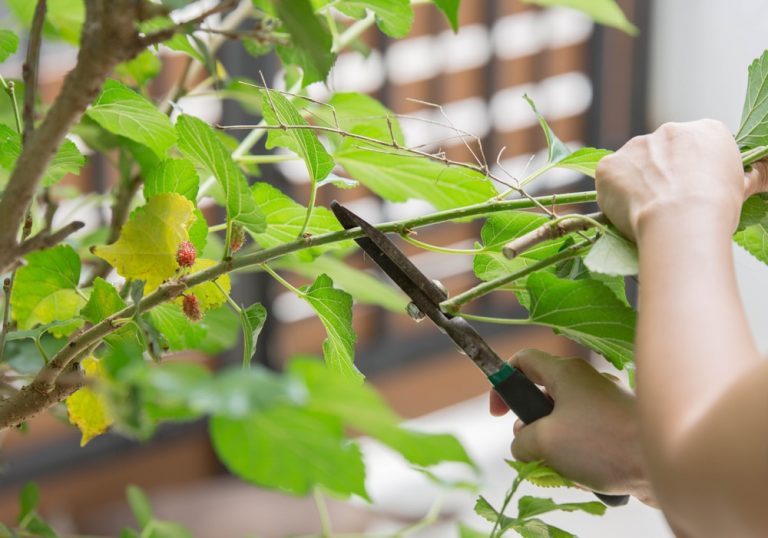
[140,0,240,48]
[502,212,607,259]
[22,0,46,143]
[440,238,596,315]
[15,221,85,257]
[0,190,599,429]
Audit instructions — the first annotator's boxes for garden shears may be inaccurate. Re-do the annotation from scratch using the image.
[330,201,629,507]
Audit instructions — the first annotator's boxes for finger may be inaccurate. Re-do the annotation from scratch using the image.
[601,372,622,384]
[489,389,510,416]
[513,419,524,435]
[510,421,545,462]
[509,349,563,394]
[744,160,768,197]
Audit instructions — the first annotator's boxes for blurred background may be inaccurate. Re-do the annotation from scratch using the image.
[1,0,766,536]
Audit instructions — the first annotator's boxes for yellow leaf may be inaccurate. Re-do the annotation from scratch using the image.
[92,193,196,290]
[66,357,113,446]
[176,258,231,312]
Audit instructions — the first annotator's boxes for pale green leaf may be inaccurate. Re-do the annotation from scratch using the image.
[241,303,267,368]
[250,182,347,253]
[176,114,266,233]
[92,193,196,291]
[335,126,497,210]
[737,50,768,149]
[556,147,612,177]
[188,209,208,254]
[261,88,334,183]
[147,304,206,352]
[517,496,606,519]
[526,272,636,369]
[513,519,575,538]
[210,406,368,498]
[144,158,199,201]
[457,524,488,538]
[521,0,637,36]
[82,278,125,324]
[301,274,362,382]
[115,49,162,87]
[140,17,207,65]
[0,125,85,186]
[432,0,461,32]
[276,254,408,312]
[66,357,113,446]
[507,460,575,488]
[336,0,414,38]
[316,92,404,149]
[11,245,85,336]
[126,485,153,527]
[0,30,19,63]
[86,80,176,158]
[7,0,84,44]
[734,222,768,264]
[290,359,472,467]
[274,0,335,85]
[584,232,638,276]
[524,94,570,163]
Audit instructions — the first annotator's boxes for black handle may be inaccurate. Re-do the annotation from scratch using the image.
[492,365,630,507]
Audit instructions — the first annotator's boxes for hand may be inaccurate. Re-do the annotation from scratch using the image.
[595,119,768,241]
[490,349,655,504]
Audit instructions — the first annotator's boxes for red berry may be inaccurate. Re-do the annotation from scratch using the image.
[230,223,246,254]
[176,240,196,268]
[182,294,202,322]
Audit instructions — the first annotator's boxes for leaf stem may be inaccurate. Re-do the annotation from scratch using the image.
[440,238,594,314]
[298,182,318,238]
[235,153,300,164]
[313,488,333,538]
[741,144,768,167]
[497,163,555,199]
[332,11,375,53]
[261,263,304,296]
[214,281,241,314]
[460,313,530,326]
[400,234,485,255]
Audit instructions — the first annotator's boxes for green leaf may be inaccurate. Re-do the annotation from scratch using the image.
[0,124,85,186]
[144,521,192,538]
[176,114,266,233]
[144,158,199,201]
[140,17,207,65]
[126,485,153,527]
[147,304,206,352]
[507,460,574,488]
[432,0,461,32]
[0,30,19,63]
[584,232,638,276]
[241,303,267,368]
[737,50,768,148]
[197,306,241,355]
[457,524,488,538]
[115,49,162,87]
[336,0,414,38]
[335,126,497,210]
[210,406,368,498]
[86,80,176,158]
[524,95,570,163]
[525,272,636,369]
[7,0,84,44]
[734,221,768,264]
[521,0,637,36]
[261,89,334,183]
[317,92,404,149]
[66,356,113,445]
[555,147,612,178]
[290,359,473,467]
[92,193,197,291]
[274,0,335,85]
[250,182,347,254]
[188,209,208,254]
[276,254,408,312]
[18,482,39,522]
[82,278,125,324]
[11,245,85,336]
[474,495,507,525]
[517,496,606,519]
[301,274,362,382]
[512,519,575,538]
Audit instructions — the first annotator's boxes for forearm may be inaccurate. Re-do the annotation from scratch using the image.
[635,210,760,445]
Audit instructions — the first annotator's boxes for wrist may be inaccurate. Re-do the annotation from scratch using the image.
[635,201,736,247]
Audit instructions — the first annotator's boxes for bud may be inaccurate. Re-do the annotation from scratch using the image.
[230,223,246,254]
[182,294,202,322]
[176,240,196,268]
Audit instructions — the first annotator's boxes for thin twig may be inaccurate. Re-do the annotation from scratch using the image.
[22,0,46,143]
[15,221,85,257]
[502,212,607,259]
[0,278,13,364]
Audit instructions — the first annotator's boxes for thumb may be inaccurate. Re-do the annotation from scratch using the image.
[744,160,768,197]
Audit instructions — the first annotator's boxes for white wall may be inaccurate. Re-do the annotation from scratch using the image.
[648,0,768,354]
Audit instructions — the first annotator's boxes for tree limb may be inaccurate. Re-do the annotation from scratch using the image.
[502,212,608,259]
[22,0,46,143]
[15,221,85,257]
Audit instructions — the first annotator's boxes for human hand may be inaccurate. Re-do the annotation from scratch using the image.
[490,349,655,504]
[595,119,768,241]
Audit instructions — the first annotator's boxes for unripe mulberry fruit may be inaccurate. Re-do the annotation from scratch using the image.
[230,223,246,254]
[182,294,203,322]
[176,240,196,268]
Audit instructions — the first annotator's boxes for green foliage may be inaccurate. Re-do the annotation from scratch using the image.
[432,0,461,32]
[335,0,414,38]
[525,273,636,369]
[7,0,85,44]
[506,460,574,489]
[301,274,362,382]
[584,231,639,276]
[521,0,637,36]
[240,302,267,367]
[0,124,85,186]
[737,50,768,148]
[125,485,193,538]
[176,114,266,233]
[86,80,176,158]
[143,158,200,202]
[0,30,19,63]
[274,0,335,85]
[11,245,85,337]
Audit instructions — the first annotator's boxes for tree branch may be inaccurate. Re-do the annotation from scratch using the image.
[15,221,85,257]
[502,212,607,259]
[22,0,46,143]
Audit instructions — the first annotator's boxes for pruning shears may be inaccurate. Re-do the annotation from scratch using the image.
[330,202,629,508]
